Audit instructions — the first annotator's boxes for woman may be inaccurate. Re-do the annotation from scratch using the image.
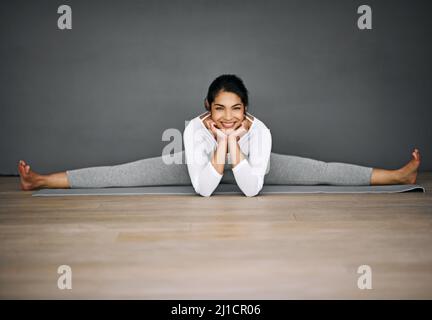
[18,74,421,197]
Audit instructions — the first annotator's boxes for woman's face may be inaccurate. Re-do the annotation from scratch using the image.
[209,91,246,130]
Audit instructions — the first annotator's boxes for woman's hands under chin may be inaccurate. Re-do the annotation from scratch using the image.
[204,118,228,142]
[225,118,252,141]
[204,117,252,142]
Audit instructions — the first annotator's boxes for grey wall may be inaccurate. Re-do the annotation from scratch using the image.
[1,0,431,174]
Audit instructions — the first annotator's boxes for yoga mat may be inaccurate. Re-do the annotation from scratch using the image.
[32,184,425,196]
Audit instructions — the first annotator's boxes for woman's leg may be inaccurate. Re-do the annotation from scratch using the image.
[264,148,421,186]
[264,152,373,185]
[18,151,191,190]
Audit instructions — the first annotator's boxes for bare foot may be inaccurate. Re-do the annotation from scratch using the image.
[17,160,43,190]
[397,148,421,184]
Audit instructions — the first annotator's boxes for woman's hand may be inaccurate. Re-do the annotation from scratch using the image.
[226,118,252,141]
[204,117,228,141]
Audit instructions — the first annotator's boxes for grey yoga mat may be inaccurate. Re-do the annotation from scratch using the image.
[32,184,425,196]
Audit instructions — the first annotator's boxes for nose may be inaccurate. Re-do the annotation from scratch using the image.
[223,109,233,121]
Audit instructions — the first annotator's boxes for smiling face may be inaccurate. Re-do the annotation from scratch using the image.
[208,91,246,130]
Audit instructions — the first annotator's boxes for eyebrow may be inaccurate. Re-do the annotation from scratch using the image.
[214,103,242,108]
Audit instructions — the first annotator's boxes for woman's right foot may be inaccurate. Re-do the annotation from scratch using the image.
[396,148,421,184]
[17,160,44,190]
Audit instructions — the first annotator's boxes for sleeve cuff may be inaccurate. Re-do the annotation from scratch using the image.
[232,158,248,173]
[238,131,251,145]
[207,161,223,178]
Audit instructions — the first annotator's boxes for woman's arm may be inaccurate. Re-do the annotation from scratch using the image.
[211,138,228,175]
[226,118,251,167]
[228,137,246,167]
[229,127,272,197]
[183,121,226,197]
[207,120,230,175]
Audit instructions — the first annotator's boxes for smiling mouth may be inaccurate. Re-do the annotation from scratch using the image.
[221,122,236,128]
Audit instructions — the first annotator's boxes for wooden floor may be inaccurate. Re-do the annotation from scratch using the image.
[1,174,431,299]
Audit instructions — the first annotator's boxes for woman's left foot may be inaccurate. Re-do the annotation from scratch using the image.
[397,148,421,184]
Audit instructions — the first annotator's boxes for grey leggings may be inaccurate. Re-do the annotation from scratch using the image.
[66,151,373,188]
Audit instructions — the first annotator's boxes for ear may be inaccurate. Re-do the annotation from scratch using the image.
[204,99,210,111]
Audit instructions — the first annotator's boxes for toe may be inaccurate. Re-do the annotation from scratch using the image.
[25,165,30,174]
